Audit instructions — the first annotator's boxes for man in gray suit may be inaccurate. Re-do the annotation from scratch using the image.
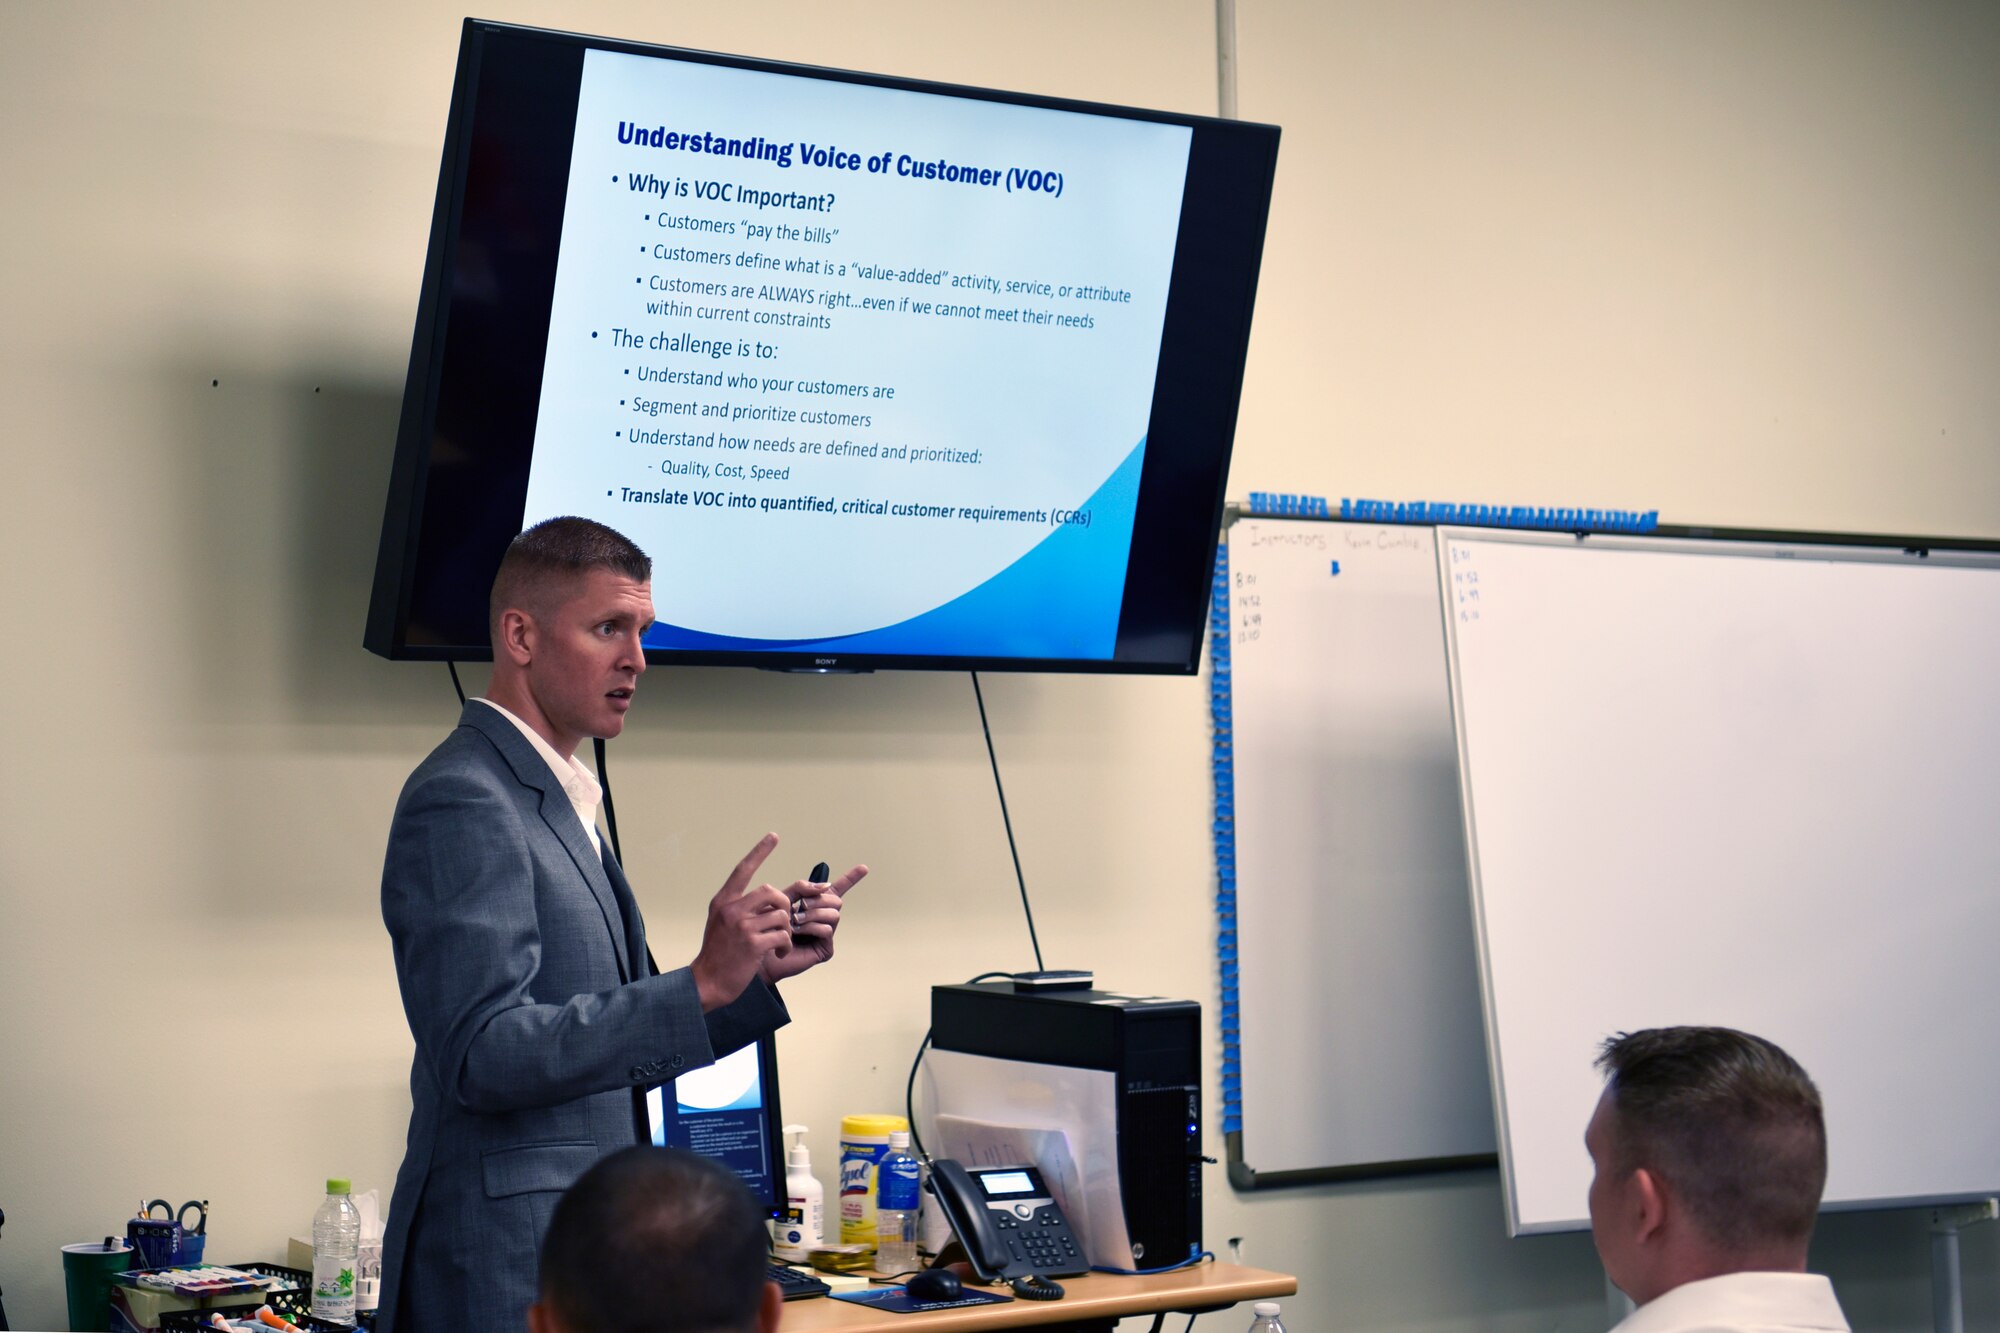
[378,517,866,1333]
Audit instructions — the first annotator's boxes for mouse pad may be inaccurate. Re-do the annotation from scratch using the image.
[830,1287,1015,1314]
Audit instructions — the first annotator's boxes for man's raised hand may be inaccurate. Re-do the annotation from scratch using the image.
[762,863,868,983]
[689,833,793,1012]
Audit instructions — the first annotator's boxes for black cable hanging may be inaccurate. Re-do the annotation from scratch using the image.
[593,736,624,866]
[972,671,1044,972]
[905,971,1016,1161]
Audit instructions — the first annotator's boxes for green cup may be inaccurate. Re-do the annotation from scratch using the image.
[62,1238,133,1333]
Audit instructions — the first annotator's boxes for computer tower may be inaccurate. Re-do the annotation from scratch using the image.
[929,982,1202,1266]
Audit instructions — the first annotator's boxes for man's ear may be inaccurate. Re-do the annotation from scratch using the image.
[755,1276,785,1333]
[1631,1166,1668,1244]
[496,607,537,667]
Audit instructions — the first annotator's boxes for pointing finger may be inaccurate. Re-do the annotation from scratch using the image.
[720,833,780,899]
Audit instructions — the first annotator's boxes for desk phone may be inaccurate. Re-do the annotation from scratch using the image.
[927,1160,1088,1296]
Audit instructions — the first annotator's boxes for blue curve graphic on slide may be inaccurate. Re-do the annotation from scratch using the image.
[644,439,1147,659]
[677,1089,761,1113]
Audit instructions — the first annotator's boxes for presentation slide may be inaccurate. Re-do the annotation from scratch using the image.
[522,50,1193,660]
[648,1043,776,1201]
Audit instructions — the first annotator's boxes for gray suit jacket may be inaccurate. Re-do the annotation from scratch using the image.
[376,703,786,1333]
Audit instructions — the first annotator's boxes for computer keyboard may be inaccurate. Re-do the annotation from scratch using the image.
[768,1263,832,1300]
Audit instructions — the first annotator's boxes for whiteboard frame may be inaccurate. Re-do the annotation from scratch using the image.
[1214,508,1499,1188]
[1436,523,2000,1236]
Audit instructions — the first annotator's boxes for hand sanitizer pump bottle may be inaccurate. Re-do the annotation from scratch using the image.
[774,1125,823,1262]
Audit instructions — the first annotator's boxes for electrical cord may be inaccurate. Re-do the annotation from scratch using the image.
[1090,1252,1214,1276]
[906,971,1015,1161]
[590,736,665,977]
[895,677,1048,1161]
[1008,1274,1066,1301]
[593,736,623,865]
[455,666,1055,1172]
[971,672,1043,972]
[905,1030,933,1159]
[490,671,1099,1309]
[449,666,1041,989]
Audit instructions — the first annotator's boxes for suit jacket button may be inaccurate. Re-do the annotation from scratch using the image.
[670,1055,685,1070]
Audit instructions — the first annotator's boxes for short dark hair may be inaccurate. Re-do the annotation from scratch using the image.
[1596,1026,1827,1255]
[489,517,651,643]
[538,1147,770,1333]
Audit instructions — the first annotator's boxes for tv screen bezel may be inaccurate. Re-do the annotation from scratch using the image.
[365,18,1279,674]
[646,1033,787,1217]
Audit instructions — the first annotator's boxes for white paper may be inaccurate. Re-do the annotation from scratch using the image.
[934,1117,1087,1235]
[921,1048,1132,1266]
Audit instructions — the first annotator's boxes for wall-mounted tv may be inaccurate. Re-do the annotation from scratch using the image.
[365,19,1279,672]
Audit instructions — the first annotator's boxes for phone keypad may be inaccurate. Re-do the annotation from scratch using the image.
[991,1206,1085,1273]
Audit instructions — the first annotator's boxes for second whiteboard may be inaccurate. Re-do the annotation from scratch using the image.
[1226,517,1495,1181]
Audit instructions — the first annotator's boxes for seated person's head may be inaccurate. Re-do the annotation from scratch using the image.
[529,1146,781,1333]
[1586,1026,1827,1305]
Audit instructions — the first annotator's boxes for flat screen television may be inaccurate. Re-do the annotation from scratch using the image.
[365,19,1279,673]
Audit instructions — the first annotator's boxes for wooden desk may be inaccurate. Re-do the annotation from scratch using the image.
[779,1264,1297,1333]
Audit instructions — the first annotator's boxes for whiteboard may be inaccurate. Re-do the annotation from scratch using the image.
[1439,528,2000,1234]
[1220,517,1495,1183]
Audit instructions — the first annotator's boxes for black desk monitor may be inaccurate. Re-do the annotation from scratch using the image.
[646,1034,786,1216]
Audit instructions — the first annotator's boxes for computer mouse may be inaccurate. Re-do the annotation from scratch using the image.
[906,1268,965,1303]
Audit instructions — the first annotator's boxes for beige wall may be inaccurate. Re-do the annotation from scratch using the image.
[1,3,1994,1330]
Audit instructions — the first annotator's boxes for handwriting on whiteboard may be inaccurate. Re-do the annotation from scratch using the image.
[1232,569,1262,643]
[1344,528,1424,552]
[1244,528,1327,550]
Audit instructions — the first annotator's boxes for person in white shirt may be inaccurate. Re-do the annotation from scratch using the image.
[1586,1027,1849,1333]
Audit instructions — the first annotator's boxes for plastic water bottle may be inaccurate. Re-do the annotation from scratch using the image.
[312,1178,362,1324]
[875,1131,922,1274]
[1248,1301,1286,1333]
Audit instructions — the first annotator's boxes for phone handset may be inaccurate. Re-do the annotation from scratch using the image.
[923,1159,1086,1301]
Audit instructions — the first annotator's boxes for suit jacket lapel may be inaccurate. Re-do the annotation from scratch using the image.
[540,788,633,983]
[600,846,652,979]
[459,702,633,983]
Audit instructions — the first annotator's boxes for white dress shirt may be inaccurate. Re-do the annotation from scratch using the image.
[1612,1273,1849,1333]
[473,698,604,856]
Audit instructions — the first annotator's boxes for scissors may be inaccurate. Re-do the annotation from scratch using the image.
[144,1199,208,1235]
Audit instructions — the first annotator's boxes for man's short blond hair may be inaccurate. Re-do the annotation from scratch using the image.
[488,517,651,645]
